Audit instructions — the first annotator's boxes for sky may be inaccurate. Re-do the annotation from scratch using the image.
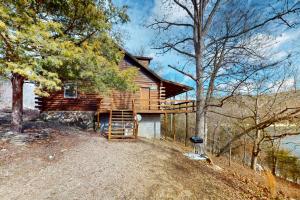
[112,0,194,86]
[113,0,300,92]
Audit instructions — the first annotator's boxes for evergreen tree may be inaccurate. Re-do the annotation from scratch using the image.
[0,0,136,133]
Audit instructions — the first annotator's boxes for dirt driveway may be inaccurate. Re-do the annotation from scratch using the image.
[0,133,297,200]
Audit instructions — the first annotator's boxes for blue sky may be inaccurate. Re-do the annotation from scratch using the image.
[113,0,189,83]
[113,0,300,92]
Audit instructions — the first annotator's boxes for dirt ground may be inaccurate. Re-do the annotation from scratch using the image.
[0,132,299,200]
[0,110,299,200]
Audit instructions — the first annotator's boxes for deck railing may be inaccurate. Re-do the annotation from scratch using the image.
[97,98,196,113]
[133,99,196,112]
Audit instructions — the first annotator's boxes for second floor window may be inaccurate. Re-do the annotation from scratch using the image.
[64,83,77,98]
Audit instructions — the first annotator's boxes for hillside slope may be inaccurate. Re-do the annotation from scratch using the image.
[0,132,299,200]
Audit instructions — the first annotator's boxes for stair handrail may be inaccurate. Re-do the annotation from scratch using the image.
[108,109,112,140]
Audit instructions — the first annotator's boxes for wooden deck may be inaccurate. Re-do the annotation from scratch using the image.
[97,99,196,114]
[96,98,195,140]
[98,109,195,114]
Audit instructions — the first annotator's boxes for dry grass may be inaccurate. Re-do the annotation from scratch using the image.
[0,127,299,199]
[264,169,277,198]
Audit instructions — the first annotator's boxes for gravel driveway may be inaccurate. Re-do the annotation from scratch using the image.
[0,134,293,200]
[0,136,195,200]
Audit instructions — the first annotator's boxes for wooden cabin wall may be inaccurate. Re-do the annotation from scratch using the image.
[101,55,160,111]
[36,92,101,111]
[36,55,161,112]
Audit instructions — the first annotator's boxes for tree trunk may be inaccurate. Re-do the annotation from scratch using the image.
[194,5,207,149]
[211,126,217,154]
[271,156,277,175]
[250,129,261,170]
[250,151,258,170]
[242,137,246,166]
[195,42,206,141]
[11,73,24,133]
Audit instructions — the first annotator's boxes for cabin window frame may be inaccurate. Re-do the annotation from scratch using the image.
[64,82,78,99]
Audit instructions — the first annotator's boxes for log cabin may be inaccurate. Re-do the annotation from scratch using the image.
[36,49,195,140]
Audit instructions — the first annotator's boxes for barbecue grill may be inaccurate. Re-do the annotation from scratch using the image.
[190,136,204,154]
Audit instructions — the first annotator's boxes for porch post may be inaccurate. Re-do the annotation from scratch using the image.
[164,112,168,139]
[172,113,176,141]
[185,92,188,146]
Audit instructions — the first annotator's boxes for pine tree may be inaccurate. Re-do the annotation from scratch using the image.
[0,0,136,133]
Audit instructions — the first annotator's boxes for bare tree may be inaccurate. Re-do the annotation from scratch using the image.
[148,0,300,146]
[216,68,300,163]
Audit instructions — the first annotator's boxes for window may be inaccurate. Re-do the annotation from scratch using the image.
[150,84,158,90]
[64,83,77,98]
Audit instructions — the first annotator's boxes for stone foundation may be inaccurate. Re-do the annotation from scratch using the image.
[40,111,95,130]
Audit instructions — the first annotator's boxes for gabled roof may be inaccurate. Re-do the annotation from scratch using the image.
[121,48,193,98]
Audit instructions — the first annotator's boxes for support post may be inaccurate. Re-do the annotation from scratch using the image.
[164,112,167,139]
[172,113,176,142]
[97,112,100,130]
[108,109,112,140]
[185,92,189,146]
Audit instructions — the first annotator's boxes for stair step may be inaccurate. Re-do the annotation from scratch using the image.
[111,127,134,130]
[112,118,134,121]
[111,124,133,126]
[112,114,133,115]
[109,135,136,139]
[110,134,134,136]
[104,131,134,134]
[112,115,133,117]
[111,132,134,135]
[111,123,133,125]
[112,119,134,121]
[111,128,133,130]
[112,110,132,113]
[112,121,134,123]
[106,109,137,140]
[112,114,133,116]
[111,125,133,128]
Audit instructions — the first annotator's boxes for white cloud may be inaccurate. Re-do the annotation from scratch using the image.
[151,0,192,22]
[275,31,300,47]
[248,28,300,61]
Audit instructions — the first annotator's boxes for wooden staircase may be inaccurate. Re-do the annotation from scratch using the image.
[107,100,138,140]
[107,110,134,139]
[96,98,138,140]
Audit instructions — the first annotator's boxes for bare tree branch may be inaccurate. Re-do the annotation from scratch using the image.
[207,6,300,47]
[203,0,221,36]
[154,39,196,58]
[173,0,195,20]
[168,64,196,80]
[217,107,300,156]
[147,19,194,30]
[265,132,300,140]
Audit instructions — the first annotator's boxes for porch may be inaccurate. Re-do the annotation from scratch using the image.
[96,98,196,140]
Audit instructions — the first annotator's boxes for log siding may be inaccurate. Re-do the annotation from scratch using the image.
[36,55,161,112]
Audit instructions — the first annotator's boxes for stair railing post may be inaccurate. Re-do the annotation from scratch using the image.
[108,109,112,140]
[97,99,102,131]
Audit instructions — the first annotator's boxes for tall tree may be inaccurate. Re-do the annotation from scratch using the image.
[0,0,136,133]
[231,68,300,170]
[148,0,300,146]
